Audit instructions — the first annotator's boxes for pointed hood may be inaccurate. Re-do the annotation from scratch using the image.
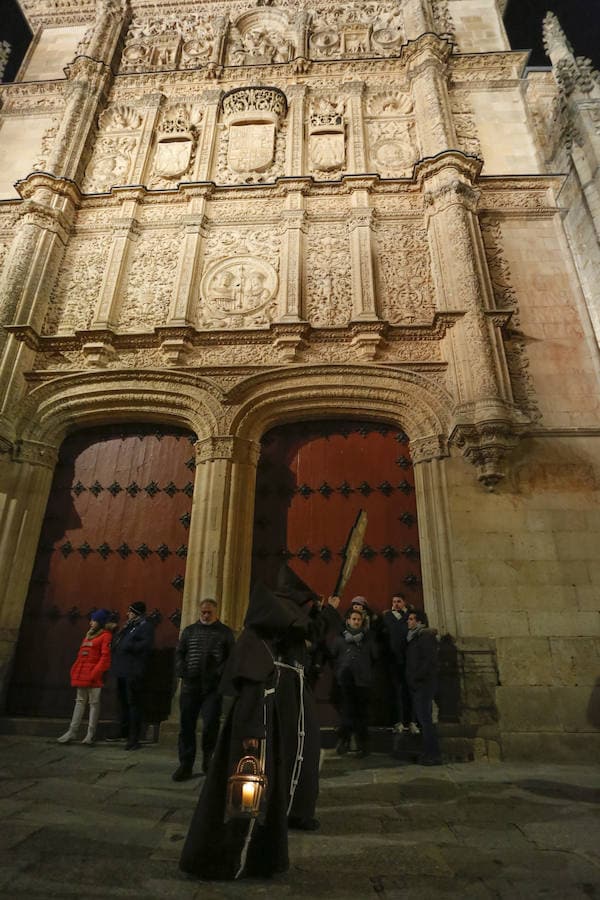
[244,580,306,636]
[275,564,319,608]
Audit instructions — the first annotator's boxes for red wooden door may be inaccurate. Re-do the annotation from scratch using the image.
[251,420,423,724]
[7,424,195,718]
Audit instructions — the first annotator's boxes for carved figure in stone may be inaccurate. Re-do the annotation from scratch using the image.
[226,26,293,66]
[367,92,413,117]
[200,256,278,326]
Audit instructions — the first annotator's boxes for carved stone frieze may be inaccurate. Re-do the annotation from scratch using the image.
[309,2,404,61]
[195,434,260,466]
[375,222,435,324]
[118,229,182,330]
[226,14,295,67]
[449,91,482,159]
[43,234,110,334]
[305,224,352,326]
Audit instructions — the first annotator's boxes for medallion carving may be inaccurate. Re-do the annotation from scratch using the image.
[122,11,214,72]
[200,256,278,325]
[309,3,404,60]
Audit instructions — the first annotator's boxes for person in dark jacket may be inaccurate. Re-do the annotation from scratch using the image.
[331,608,378,758]
[405,609,441,765]
[381,593,415,732]
[111,601,154,750]
[172,598,234,781]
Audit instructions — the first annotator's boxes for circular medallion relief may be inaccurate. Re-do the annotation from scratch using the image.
[200,257,278,317]
[310,29,340,50]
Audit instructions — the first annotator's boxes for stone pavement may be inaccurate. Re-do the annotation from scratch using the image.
[0,734,598,899]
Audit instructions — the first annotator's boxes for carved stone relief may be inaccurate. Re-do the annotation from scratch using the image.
[149,102,203,188]
[31,119,61,171]
[198,226,280,329]
[226,9,295,66]
[305,224,352,325]
[43,234,109,334]
[82,103,143,192]
[375,222,435,324]
[216,87,288,183]
[365,91,417,177]
[308,96,346,175]
[122,12,214,72]
[309,3,404,60]
[480,217,541,423]
[450,92,482,158]
[119,229,182,329]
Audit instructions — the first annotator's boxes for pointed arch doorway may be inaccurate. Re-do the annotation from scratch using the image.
[250,419,424,724]
[7,424,196,721]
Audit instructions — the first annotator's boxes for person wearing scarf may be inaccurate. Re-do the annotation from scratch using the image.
[330,608,378,758]
[406,609,441,765]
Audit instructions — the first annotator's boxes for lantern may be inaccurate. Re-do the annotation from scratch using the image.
[225,755,268,821]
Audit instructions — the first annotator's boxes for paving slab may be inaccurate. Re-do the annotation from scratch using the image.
[0,735,598,898]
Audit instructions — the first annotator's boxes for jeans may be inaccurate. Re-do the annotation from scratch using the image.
[178,685,222,769]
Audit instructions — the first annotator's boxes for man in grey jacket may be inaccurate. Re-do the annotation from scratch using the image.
[172,598,234,781]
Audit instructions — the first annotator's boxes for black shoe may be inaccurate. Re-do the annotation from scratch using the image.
[125,741,142,751]
[336,738,350,756]
[288,816,320,831]
[419,755,443,766]
[355,748,370,759]
[172,765,193,782]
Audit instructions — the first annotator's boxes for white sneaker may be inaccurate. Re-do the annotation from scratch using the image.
[393,722,406,734]
[409,722,421,735]
[81,734,95,745]
[57,731,74,744]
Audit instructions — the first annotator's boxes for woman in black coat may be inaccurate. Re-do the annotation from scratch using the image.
[330,608,378,757]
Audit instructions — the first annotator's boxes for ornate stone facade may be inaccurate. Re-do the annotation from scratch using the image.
[0,0,599,760]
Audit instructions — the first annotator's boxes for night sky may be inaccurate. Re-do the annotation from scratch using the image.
[1,0,599,81]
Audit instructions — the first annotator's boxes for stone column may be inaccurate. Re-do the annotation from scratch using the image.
[293,10,310,62]
[47,1,130,185]
[404,33,456,158]
[285,84,307,176]
[0,440,58,707]
[182,435,260,632]
[194,89,223,182]
[168,193,209,327]
[349,189,378,322]
[417,152,521,486]
[0,175,78,418]
[346,82,367,173]
[277,186,307,322]
[402,0,434,41]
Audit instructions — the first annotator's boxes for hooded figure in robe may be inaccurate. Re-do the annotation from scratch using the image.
[179,568,341,880]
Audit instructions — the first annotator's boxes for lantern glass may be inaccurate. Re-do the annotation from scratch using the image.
[225,755,268,821]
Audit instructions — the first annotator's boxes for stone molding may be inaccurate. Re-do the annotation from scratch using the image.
[194,434,260,466]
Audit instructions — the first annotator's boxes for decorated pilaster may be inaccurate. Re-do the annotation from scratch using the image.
[346,82,368,173]
[0,440,58,706]
[193,89,223,182]
[182,435,260,631]
[405,33,457,158]
[86,189,143,364]
[349,188,378,324]
[277,184,307,324]
[417,152,523,487]
[285,84,307,175]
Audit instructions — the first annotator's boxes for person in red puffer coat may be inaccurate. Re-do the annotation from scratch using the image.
[57,609,116,745]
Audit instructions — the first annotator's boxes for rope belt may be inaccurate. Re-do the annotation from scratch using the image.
[274,660,305,816]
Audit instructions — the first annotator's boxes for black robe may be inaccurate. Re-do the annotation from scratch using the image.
[179,579,342,880]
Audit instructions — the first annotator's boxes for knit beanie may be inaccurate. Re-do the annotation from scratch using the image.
[90,608,109,626]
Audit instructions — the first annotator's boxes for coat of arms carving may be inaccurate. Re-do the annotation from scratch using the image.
[228,123,276,173]
[154,137,194,178]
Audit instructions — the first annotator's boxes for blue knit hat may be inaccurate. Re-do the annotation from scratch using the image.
[90,608,109,626]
